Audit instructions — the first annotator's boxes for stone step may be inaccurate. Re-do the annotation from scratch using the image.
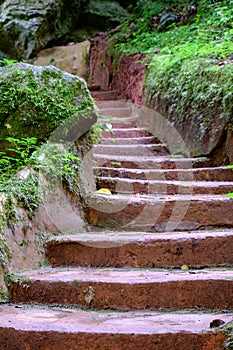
[97,100,132,108]
[94,166,233,181]
[91,90,119,100]
[0,306,231,350]
[46,230,233,268]
[96,177,233,195]
[101,136,160,145]
[99,107,133,118]
[99,120,138,128]
[9,267,233,310]
[94,144,169,157]
[94,154,209,169]
[101,127,152,138]
[86,193,233,231]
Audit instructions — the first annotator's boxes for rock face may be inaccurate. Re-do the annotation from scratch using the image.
[89,35,146,104]
[0,62,97,294]
[0,62,97,152]
[0,0,128,60]
[0,0,84,59]
[34,41,90,80]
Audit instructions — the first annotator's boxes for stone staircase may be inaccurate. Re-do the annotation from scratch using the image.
[0,91,233,349]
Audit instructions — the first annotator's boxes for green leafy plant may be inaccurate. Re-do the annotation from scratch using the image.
[0,58,17,67]
[0,137,38,179]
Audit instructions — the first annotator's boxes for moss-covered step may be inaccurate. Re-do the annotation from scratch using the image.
[46,230,233,268]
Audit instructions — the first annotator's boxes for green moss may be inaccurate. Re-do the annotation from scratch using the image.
[0,64,95,146]
[145,56,233,127]
[0,287,10,303]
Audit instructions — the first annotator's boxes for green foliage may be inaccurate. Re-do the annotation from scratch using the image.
[0,58,17,67]
[0,137,38,182]
[107,0,233,142]
[110,0,233,59]
[0,134,88,269]
[0,287,10,303]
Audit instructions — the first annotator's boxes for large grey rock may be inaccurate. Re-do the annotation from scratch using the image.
[0,0,84,59]
[84,0,128,29]
[0,0,128,60]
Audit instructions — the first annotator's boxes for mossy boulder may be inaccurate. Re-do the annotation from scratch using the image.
[0,63,97,153]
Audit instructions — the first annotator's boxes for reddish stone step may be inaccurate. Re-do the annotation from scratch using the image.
[86,193,233,231]
[94,155,209,169]
[0,306,231,350]
[91,90,119,100]
[94,166,233,181]
[98,120,136,128]
[96,177,233,195]
[46,230,233,268]
[97,100,131,108]
[101,127,152,138]
[94,144,169,157]
[101,136,160,145]
[99,107,133,118]
[9,267,233,310]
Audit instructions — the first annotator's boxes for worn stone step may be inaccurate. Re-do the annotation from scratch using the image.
[94,144,169,157]
[46,230,233,268]
[99,107,133,118]
[91,90,119,100]
[0,306,231,350]
[94,166,233,181]
[9,267,233,310]
[101,127,152,138]
[97,100,131,108]
[94,154,209,169]
[86,193,233,231]
[100,121,136,129]
[96,177,233,195]
[101,136,160,145]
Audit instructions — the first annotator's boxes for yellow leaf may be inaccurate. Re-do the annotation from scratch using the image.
[96,188,112,195]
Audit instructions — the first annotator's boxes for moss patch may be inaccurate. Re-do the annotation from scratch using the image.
[0,63,96,151]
